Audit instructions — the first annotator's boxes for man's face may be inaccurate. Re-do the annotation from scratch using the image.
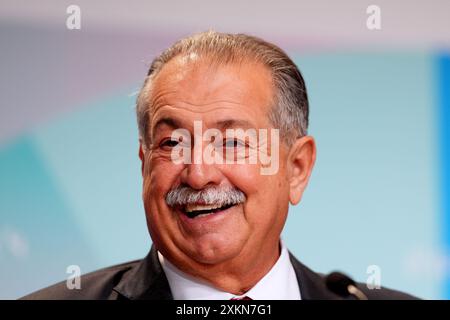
[140,56,292,266]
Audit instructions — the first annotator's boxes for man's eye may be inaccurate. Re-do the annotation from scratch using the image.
[223,139,246,148]
[160,139,179,149]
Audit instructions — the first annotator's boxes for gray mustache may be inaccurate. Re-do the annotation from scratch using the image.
[165,185,246,208]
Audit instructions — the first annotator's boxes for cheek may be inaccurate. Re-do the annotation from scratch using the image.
[142,155,185,243]
[221,164,261,195]
[223,159,289,199]
[143,154,183,208]
[223,163,290,226]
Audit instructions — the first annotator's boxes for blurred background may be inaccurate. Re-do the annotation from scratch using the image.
[1,0,449,299]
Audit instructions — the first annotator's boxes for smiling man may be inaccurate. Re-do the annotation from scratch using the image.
[22,31,416,300]
[137,33,304,299]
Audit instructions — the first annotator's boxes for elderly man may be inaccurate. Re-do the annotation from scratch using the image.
[23,31,415,300]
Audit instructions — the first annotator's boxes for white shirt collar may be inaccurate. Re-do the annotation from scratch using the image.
[157,240,301,300]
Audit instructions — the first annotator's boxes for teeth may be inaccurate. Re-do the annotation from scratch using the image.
[185,203,223,213]
[195,212,216,218]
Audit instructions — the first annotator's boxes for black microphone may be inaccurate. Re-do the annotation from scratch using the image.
[325,272,368,300]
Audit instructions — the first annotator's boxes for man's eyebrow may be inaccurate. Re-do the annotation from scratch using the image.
[151,118,256,137]
[152,117,181,137]
[214,119,255,130]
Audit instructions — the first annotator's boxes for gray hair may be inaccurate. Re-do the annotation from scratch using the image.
[136,31,309,147]
[165,185,246,208]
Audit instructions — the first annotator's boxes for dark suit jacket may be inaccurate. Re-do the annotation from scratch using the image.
[21,246,417,300]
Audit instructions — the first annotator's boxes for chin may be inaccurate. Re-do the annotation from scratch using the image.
[188,235,245,265]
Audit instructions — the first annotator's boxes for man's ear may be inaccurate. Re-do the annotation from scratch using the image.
[287,136,316,205]
[139,140,145,176]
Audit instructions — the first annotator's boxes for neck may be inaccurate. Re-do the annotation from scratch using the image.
[161,238,282,295]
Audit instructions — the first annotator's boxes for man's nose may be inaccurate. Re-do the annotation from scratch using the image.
[180,162,222,190]
[180,140,222,189]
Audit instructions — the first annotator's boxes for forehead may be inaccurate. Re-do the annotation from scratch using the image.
[148,55,274,127]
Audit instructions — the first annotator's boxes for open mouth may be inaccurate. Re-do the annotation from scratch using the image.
[181,203,236,219]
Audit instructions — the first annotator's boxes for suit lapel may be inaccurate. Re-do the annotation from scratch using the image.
[113,245,173,300]
[289,252,343,300]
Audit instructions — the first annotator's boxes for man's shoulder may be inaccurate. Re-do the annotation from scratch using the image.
[306,271,418,300]
[288,252,419,300]
[20,259,141,300]
[357,283,419,300]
